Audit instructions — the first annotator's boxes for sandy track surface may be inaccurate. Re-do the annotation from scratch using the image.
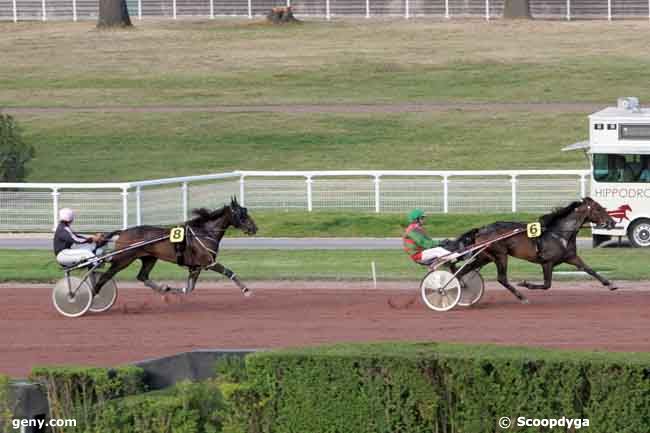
[2,280,649,377]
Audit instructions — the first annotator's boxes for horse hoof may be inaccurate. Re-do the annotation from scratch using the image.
[517,281,528,288]
[520,298,530,304]
[609,285,619,291]
[242,288,253,297]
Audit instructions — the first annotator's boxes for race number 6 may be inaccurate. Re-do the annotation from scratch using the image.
[526,222,541,238]
[170,226,185,243]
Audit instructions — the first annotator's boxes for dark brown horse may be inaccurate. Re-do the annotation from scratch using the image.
[453,197,616,303]
[94,197,257,296]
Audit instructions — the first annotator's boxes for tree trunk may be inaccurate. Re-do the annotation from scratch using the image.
[97,0,133,27]
[503,0,531,18]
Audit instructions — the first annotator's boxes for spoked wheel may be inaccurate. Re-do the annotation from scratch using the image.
[420,270,461,312]
[52,276,93,318]
[458,270,484,307]
[90,277,118,313]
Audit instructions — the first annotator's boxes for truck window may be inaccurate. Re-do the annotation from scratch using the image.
[593,154,642,182]
[620,124,650,140]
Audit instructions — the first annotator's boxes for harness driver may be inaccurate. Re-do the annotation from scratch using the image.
[53,208,102,267]
[402,208,455,266]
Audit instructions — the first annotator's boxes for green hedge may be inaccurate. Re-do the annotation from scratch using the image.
[0,374,11,433]
[223,342,650,433]
[29,366,146,433]
[89,380,225,433]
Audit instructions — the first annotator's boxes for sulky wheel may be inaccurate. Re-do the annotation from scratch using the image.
[89,277,118,313]
[458,270,485,307]
[420,270,461,312]
[52,276,93,318]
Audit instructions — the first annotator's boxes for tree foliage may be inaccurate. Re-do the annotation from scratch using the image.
[0,113,35,182]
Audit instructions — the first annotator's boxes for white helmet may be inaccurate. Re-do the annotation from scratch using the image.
[58,208,75,223]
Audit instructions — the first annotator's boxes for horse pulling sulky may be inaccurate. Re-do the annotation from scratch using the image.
[420,197,617,312]
[52,197,257,318]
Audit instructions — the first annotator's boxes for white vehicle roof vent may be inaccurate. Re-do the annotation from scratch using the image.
[617,96,641,112]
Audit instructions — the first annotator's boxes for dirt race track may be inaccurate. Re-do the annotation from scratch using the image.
[2,280,650,377]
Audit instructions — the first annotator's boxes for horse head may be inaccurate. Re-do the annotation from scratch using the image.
[229,196,257,235]
[581,197,616,230]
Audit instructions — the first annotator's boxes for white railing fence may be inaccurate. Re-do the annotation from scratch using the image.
[0,170,590,232]
[2,0,650,22]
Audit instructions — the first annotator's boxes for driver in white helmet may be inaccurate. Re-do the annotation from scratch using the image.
[53,208,100,267]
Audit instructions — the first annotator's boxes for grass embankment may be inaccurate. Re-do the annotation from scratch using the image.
[19,111,588,181]
[2,248,648,282]
[1,20,647,181]
[1,20,650,107]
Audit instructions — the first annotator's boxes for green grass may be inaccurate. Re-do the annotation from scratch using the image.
[2,248,648,282]
[239,211,541,237]
[21,111,587,181]
[2,20,650,107]
[5,20,640,182]
[269,341,650,363]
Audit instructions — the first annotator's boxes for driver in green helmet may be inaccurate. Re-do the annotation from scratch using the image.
[403,208,453,265]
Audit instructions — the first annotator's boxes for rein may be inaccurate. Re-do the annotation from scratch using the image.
[186,226,220,268]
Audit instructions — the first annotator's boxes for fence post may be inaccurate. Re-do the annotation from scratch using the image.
[72,0,77,21]
[138,0,142,20]
[607,0,611,20]
[442,175,449,213]
[485,0,489,20]
[566,0,570,20]
[12,0,17,22]
[326,0,330,20]
[239,175,246,207]
[173,0,176,19]
[405,0,409,18]
[365,0,369,18]
[306,176,313,212]
[510,175,517,212]
[287,0,290,6]
[41,0,46,21]
[247,0,251,18]
[136,186,142,225]
[182,182,188,221]
[444,0,449,18]
[51,188,59,231]
[121,188,129,229]
[579,174,587,198]
[210,0,214,18]
[374,175,381,213]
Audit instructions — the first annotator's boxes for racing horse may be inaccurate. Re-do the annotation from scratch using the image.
[94,197,257,296]
[451,197,616,303]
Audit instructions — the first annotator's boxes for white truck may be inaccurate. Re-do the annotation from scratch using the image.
[564,97,650,247]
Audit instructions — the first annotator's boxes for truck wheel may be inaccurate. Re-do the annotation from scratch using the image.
[628,219,650,248]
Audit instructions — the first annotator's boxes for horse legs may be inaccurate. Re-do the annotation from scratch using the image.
[136,256,169,293]
[94,258,134,295]
[564,255,618,290]
[207,262,251,296]
[518,262,554,290]
[184,267,201,294]
[494,254,529,303]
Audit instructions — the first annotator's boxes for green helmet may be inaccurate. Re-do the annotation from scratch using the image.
[408,208,425,223]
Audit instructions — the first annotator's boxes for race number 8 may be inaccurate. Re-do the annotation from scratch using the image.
[526,222,541,238]
[170,227,185,243]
